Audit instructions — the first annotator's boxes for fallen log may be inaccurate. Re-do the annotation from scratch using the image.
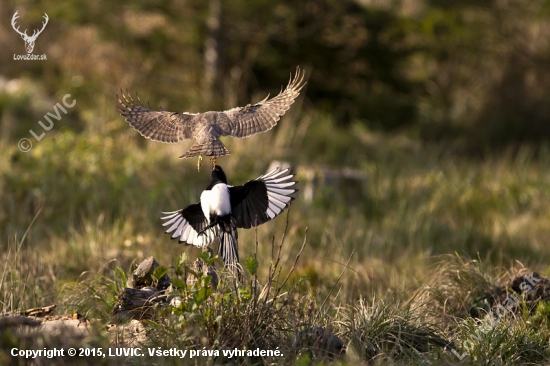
[1,304,56,317]
[112,256,218,321]
[0,315,42,330]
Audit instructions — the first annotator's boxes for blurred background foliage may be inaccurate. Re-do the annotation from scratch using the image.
[2,0,550,304]
[3,0,550,149]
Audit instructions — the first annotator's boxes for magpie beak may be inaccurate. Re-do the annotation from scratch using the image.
[161,165,298,276]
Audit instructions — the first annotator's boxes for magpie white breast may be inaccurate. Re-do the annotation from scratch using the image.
[161,165,298,274]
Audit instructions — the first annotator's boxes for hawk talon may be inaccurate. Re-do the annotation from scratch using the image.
[197,156,203,172]
[211,157,216,170]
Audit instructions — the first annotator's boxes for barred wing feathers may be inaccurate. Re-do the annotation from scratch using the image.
[117,67,306,159]
[219,67,306,138]
[118,92,197,144]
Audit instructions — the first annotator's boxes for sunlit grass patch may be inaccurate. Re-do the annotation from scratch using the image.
[0,215,57,313]
[2,109,550,363]
[340,295,450,363]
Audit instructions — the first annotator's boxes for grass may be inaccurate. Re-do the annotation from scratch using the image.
[2,104,550,364]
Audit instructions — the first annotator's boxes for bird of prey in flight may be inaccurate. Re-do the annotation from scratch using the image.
[118,67,306,171]
[161,165,298,275]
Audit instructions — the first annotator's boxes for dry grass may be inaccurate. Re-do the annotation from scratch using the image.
[2,104,550,364]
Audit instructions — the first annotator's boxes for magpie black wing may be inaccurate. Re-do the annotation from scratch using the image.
[161,203,218,246]
[229,167,298,229]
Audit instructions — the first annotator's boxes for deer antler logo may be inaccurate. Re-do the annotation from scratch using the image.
[11,11,49,54]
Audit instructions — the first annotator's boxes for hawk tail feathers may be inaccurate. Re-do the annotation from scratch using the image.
[179,140,230,158]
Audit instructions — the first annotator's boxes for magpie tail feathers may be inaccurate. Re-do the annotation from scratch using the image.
[179,140,230,158]
[217,217,242,277]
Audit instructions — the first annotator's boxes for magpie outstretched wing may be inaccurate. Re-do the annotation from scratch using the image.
[161,203,219,247]
[229,167,298,229]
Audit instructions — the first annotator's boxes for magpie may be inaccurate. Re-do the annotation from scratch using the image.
[161,165,298,274]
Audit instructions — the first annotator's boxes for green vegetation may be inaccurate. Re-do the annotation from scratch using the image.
[2,120,550,364]
[3,0,550,364]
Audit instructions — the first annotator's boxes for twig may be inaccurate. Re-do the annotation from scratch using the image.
[274,227,307,300]
[252,223,259,315]
[315,250,354,323]
[263,207,291,308]
[18,207,42,251]
[273,205,291,271]
[1,304,56,317]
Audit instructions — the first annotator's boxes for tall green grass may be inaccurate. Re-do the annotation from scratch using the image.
[2,108,550,363]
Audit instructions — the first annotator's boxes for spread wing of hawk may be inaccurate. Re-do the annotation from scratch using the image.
[117,67,306,169]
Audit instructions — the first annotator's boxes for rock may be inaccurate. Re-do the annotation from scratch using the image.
[473,271,550,318]
[112,255,219,320]
[186,257,218,291]
[41,319,90,338]
[113,257,175,320]
[294,327,345,359]
[112,286,165,320]
[0,314,92,356]
[108,319,148,347]
[127,256,171,290]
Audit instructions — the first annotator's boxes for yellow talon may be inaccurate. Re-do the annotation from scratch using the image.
[211,157,216,170]
[197,156,203,172]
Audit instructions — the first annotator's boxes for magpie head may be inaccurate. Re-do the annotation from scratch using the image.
[211,165,228,184]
